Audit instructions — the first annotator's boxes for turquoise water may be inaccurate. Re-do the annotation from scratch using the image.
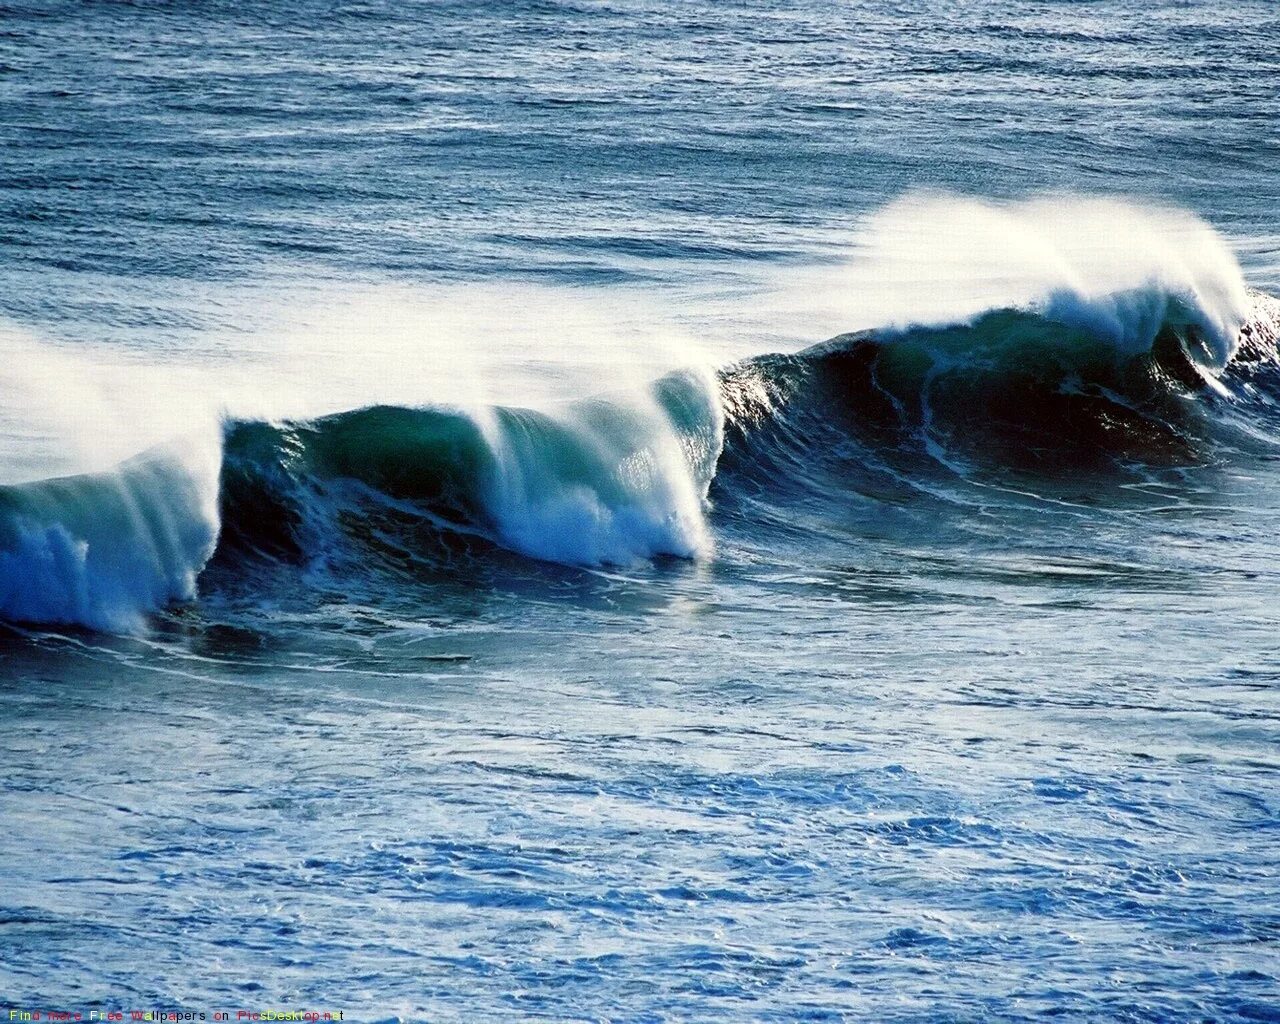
[1,2,1279,1020]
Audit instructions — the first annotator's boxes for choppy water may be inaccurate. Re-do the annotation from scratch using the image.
[2,1,1279,1020]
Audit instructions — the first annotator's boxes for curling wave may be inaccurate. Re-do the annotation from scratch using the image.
[719,287,1280,495]
[215,366,725,574]
[2,196,1279,632]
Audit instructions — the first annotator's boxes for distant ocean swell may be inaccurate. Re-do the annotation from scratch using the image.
[3,205,1280,633]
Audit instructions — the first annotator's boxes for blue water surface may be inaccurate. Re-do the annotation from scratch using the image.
[1,1,1278,1021]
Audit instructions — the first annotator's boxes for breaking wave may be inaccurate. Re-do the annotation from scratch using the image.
[3,195,1279,632]
[215,366,724,572]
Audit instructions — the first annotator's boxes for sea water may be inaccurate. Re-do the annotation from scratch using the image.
[0,2,1278,1020]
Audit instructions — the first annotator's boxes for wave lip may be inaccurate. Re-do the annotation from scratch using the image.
[0,440,220,632]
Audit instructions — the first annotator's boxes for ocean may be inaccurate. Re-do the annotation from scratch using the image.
[1,1,1278,1020]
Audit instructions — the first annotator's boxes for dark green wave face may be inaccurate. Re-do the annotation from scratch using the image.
[709,291,1280,546]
